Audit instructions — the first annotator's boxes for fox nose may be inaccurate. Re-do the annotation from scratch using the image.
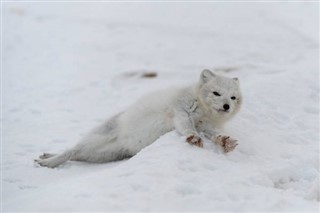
[223,104,230,111]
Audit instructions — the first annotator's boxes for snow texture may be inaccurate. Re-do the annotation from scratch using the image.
[2,1,319,212]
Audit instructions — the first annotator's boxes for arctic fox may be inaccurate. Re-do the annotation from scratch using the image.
[36,69,242,168]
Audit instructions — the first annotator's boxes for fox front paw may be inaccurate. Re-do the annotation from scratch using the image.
[215,135,238,153]
[186,135,203,148]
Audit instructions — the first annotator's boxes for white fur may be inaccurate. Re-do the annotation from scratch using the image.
[36,69,242,168]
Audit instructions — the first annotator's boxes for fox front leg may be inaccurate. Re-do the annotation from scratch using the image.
[173,110,203,148]
[198,122,238,153]
[214,136,238,153]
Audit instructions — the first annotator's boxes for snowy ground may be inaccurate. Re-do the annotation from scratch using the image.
[1,1,319,212]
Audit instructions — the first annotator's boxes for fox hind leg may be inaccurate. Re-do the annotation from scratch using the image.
[36,113,123,168]
[35,150,73,168]
[39,153,56,159]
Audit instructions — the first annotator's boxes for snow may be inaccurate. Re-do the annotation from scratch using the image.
[1,1,319,212]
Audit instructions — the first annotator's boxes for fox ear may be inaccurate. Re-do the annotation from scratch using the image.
[201,69,215,84]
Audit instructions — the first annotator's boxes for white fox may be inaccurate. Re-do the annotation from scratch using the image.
[36,69,242,168]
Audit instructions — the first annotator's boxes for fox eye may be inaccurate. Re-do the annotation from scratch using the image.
[213,91,221,96]
[231,96,236,100]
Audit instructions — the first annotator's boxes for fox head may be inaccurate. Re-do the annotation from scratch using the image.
[198,69,242,121]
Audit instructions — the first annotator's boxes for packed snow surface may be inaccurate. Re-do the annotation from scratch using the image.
[2,2,319,212]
